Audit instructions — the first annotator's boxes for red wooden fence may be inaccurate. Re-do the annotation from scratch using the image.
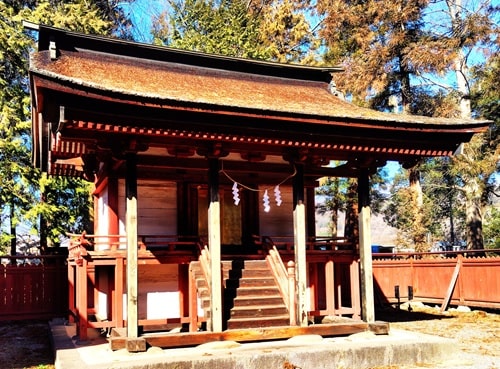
[1,253,498,321]
[0,255,68,321]
[373,254,500,310]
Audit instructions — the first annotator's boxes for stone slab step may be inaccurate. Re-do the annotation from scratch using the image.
[226,285,281,296]
[230,305,288,318]
[231,295,285,307]
[226,277,277,289]
[226,315,290,329]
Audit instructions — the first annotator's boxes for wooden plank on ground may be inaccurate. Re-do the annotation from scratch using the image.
[109,321,389,350]
[440,257,462,313]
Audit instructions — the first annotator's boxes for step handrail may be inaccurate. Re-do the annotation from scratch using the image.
[196,239,211,294]
[263,237,296,325]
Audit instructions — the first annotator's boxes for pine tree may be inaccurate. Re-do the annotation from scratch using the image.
[151,0,316,62]
[1,2,39,254]
[151,0,269,59]
[316,0,429,112]
[0,0,126,254]
[450,52,499,249]
[316,0,498,251]
[316,176,349,236]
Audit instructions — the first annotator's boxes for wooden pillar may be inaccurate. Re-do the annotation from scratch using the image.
[108,177,119,247]
[188,264,198,332]
[87,264,96,317]
[308,263,318,312]
[358,168,375,322]
[125,153,139,339]
[350,258,361,319]
[115,256,124,328]
[68,263,75,323]
[335,263,342,313]
[208,158,222,332]
[293,163,308,326]
[325,258,335,316]
[306,187,316,239]
[178,264,189,321]
[77,259,88,340]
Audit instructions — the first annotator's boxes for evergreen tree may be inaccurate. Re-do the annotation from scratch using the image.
[316,176,348,236]
[315,0,498,250]
[152,0,270,59]
[257,0,318,63]
[151,0,316,62]
[1,2,39,254]
[0,0,126,254]
[450,51,499,250]
[316,0,429,112]
[382,168,436,251]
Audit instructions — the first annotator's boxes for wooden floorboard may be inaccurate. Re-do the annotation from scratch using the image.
[109,321,389,350]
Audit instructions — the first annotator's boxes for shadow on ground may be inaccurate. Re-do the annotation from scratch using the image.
[0,320,54,369]
[375,306,454,323]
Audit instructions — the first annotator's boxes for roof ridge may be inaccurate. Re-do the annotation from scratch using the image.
[25,22,341,83]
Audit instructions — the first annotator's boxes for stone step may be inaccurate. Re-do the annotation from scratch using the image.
[229,304,288,319]
[226,315,290,329]
[226,285,281,297]
[222,260,268,269]
[228,268,271,279]
[231,295,285,307]
[226,277,277,289]
[191,259,289,330]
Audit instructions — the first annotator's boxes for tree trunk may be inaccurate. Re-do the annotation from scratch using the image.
[454,53,471,119]
[39,191,48,254]
[464,177,484,250]
[9,200,16,256]
[409,168,423,206]
[39,214,48,254]
[409,167,427,251]
[399,55,412,114]
[344,179,359,245]
[446,0,484,250]
[447,0,472,119]
[331,206,338,236]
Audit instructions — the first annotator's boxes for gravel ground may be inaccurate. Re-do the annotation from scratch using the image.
[0,305,498,369]
[374,302,500,369]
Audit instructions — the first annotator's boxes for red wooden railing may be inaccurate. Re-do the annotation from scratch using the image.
[196,240,211,294]
[259,235,361,319]
[0,255,68,321]
[67,232,203,253]
[3,246,498,325]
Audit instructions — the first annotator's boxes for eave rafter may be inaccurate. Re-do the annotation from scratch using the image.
[49,112,464,180]
[57,119,455,159]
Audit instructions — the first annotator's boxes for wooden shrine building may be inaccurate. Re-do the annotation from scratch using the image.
[27,24,489,350]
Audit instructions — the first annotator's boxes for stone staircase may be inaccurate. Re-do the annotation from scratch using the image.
[190,259,289,330]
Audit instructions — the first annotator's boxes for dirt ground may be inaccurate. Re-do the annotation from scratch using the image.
[375,303,500,369]
[0,305,498,369]
[0,319,55,369]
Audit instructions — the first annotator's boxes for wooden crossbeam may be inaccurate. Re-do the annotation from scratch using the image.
[109,321,389,350]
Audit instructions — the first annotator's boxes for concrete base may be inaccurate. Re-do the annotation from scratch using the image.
[50,320,456,369]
